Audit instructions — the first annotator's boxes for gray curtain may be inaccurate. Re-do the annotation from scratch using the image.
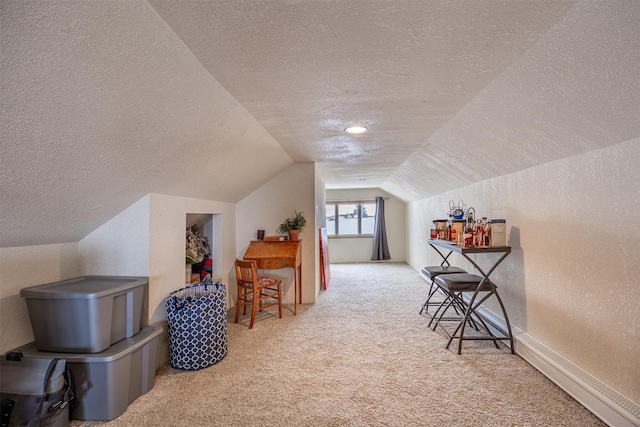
[371,197,391,261]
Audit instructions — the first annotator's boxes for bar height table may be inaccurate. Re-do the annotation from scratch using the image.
[427,239,514,354]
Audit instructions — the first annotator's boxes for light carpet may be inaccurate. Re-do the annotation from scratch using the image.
[73,262,605,426]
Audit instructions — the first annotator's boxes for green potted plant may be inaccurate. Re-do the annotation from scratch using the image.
[277,211,307,240]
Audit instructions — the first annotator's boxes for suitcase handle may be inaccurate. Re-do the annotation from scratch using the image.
[26,359,59,427]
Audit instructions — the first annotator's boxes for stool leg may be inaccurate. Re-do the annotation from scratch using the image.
[430,293,470,328]
[429,297,452,329]
[419,282,437,314]
[453,296,473,354]
[443,292,470,351]
[445,291,482,353]
[453,291,499,354]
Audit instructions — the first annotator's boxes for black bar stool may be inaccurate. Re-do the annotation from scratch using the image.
[432,273,514,354]
[419,266,467,324]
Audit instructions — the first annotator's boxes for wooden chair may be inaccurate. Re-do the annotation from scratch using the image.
[234,259,282,329]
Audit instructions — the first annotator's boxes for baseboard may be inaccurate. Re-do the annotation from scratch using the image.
[474,305,640,427]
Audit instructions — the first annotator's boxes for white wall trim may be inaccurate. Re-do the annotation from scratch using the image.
[473,304,640,427]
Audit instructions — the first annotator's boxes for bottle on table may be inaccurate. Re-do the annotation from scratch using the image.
[462,217,475,248]
[461,207,476,247]
[475,217,488,247]
[430,221,438,239]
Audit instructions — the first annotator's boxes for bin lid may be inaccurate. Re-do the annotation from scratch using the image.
[10,326,163,363]
[20,276,148,299]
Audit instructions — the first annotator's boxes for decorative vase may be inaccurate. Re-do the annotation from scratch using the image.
[185,264,192,284]
[288,230,300,241]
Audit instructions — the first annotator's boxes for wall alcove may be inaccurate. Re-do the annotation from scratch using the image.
[186,213,222,284]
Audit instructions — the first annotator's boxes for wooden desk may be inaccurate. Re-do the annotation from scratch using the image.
[243,240,302,315]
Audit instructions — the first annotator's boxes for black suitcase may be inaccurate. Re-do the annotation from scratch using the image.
[1,352,73,427]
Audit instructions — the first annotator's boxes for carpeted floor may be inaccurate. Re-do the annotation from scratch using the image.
[73,262,605,426]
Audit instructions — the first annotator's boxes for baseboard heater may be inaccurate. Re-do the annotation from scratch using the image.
[468,299,640,427]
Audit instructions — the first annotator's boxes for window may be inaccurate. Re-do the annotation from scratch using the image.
[325,201,376,236]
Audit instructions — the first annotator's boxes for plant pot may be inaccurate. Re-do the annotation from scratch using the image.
[288,230,300,241]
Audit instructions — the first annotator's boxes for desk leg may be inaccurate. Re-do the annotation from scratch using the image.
[293,265,302,315]
[293,266,297,316]
[289,265,303,315]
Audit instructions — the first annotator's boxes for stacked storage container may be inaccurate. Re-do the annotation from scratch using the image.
[15,276,162,421]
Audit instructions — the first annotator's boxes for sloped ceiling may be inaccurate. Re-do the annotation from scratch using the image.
[1,1,639,247]
[1,1,293,247]
[148,0,577,190]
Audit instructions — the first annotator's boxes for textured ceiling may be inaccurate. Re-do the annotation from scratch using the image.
[1,0,292,247]
[148,0,578,191]
[1,0,639,247]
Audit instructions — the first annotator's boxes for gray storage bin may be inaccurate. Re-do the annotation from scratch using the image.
[20,276,147,353]
[11,326,162,421]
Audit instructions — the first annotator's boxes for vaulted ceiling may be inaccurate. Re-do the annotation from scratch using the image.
[1,1,638,247]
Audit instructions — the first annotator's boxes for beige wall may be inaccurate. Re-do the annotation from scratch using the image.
[0,243,81,353]
[79,195,151,277]
[325,188,406,263]
[406,138,640,404]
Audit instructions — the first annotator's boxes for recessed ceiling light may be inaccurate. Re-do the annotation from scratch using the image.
[345,125,368,134]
